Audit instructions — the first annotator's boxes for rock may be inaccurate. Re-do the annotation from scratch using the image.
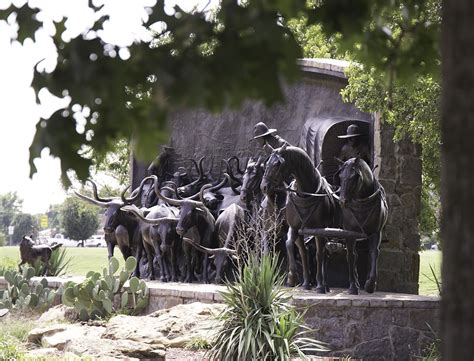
[0,308,9,317]
[26,302,222,360]
[66,336,165,360]
[42,324,105,350]
[29,321,165,360]
[25,347,64,359]
[103,302,225,348]
[37,305,77,323]
[28,324,68,344]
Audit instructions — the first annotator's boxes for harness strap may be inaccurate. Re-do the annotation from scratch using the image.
[284,186,330,197]
[352,186,382,204]
[345,180,386,235]
[347,205,375,236]
[287,179,334,229]
[288,194,320,229]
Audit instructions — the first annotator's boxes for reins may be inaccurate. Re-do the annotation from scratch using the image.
[262,175,332,198]
[285,185,331,198]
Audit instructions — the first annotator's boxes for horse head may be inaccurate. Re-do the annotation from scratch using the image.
[261,144,288,195]
[338,157,374,207]
[21,235,35,247]
[240,156,265,208]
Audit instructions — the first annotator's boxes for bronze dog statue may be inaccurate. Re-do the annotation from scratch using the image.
[18,235,62,276]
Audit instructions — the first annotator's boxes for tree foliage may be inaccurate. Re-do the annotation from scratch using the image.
[287,2,441,237]
[60,197,99,242]
[46,204,62,232]
[91,138,131,187]
[341,65,441,236]
[12,213,39,244]
[287,16,343,60]
[0,192,23,235]
[0,0,439,185]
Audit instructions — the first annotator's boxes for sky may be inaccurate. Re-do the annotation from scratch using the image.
[0,0,217,215]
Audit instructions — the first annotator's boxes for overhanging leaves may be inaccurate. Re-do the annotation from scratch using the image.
[1,0,439,185]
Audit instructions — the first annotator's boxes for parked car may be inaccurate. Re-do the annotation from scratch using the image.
[48,234,79,247]
[85,235,106,247]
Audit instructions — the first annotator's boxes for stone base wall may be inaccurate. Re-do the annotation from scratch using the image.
[145,283,440,360]
[1,277,438,360]
[299,295,438,360]
[374,115,422,294]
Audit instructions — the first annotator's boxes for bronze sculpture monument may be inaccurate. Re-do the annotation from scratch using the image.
[72,119,387,294]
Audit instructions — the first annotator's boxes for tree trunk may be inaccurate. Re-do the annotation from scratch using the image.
[441,1,474,359]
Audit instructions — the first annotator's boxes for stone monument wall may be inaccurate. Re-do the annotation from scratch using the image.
[132,59,422,293]
[374,114,422,293]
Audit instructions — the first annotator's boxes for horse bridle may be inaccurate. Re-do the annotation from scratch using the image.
[240,165,262,194]
[262,153,286,191]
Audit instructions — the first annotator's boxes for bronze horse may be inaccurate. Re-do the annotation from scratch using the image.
[261,144,337,291]
[19,236,62,276]
[336,157,388,294]
[240,156,265,210]
[241,156,288,257]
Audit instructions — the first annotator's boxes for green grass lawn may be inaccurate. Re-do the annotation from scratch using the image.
[1,246,441,295]
[419,250,442,296]
[0,246,124,276]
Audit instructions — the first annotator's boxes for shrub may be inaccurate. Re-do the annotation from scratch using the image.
[62,256,149,320]
[422,341,440,361]
[0,267,57,311]
[0,335,24,361]
[0,316,34,361]
[186,336,212,350]
[0,258,17,276]
[208,253,327,360]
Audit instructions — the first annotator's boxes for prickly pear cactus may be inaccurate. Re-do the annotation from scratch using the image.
[0,267,56,311]
[62,256,149,320]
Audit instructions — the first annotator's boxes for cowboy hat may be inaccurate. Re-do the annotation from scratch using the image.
[337,124,364,139]
[253,122,277,139]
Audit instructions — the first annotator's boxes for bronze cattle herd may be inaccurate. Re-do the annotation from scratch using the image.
[76,143,387,295]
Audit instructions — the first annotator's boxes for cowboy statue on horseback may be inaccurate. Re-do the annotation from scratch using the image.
[252,122,290,254]
[253,122,289,149]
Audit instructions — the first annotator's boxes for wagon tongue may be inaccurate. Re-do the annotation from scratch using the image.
[298,227,366,240]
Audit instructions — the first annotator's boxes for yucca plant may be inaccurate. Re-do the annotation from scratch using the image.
[421,263,442,296]
[208,253,327,360]
[47,247,72,276]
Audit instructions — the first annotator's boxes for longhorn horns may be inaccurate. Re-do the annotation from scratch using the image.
[75,179,117,207]
[121,175,157,204]
[121,204,179,224]
[154,176,204,207]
